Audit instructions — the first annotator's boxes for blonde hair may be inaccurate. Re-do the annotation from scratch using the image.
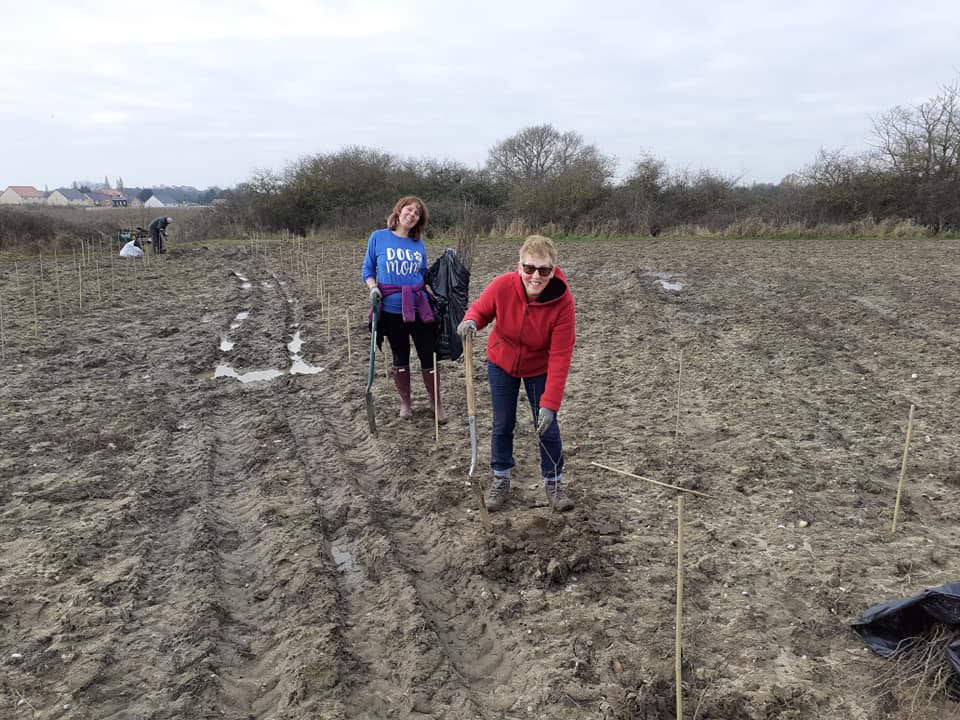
[519,234,558,266]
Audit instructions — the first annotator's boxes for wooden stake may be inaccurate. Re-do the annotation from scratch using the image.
[891,403,916,534]
[433,352,440,443]
[676,348,684,439]
[675,495,685,720]
[590,462,713,498]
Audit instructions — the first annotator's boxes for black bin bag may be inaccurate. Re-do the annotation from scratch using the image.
[851,581,960,699]
[425,248,470,361]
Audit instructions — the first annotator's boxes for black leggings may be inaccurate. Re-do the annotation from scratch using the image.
[378,311,436,369]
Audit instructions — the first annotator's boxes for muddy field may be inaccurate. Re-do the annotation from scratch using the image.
[1,236,959,719]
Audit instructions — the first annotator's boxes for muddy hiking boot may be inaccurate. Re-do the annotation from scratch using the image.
[485,476,511,511]
[391,366,413,420]
[544,481,574,511]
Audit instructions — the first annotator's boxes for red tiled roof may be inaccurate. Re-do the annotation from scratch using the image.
[7,185,43,197]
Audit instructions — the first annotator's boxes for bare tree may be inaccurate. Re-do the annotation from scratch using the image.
[870,76,960,228]
[871,76,960,181]
[486,124,613,185]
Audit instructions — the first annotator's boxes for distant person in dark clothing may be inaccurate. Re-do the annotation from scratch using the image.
[148,216,173,254]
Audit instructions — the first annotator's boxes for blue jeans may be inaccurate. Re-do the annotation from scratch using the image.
[487,360,563,480]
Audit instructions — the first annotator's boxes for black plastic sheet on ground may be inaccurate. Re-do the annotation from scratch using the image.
[425,248,470,362]
[851,581,960,698]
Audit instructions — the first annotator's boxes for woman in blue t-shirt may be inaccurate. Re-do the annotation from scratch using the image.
[362,196,447,423]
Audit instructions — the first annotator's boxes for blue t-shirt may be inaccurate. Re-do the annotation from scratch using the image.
[361,229,428,315]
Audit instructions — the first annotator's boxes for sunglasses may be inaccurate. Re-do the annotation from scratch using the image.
[521,263,554,277]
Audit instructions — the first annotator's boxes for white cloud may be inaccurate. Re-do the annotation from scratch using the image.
[3,0,960,188]
[50,0,404,46]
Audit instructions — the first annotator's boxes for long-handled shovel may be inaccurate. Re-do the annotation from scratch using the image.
[464,334,492,530]
[365,296,380,434]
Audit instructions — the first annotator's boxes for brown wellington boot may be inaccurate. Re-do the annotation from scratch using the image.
[391,366,413,420]
[421,367,449,425]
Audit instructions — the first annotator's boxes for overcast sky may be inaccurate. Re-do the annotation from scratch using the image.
[3,0,959,190]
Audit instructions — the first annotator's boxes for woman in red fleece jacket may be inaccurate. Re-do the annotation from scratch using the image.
[457,235,576,512]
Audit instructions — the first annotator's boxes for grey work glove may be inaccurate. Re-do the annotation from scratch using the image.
[536,407,556,436]
[369,286,382,305]
[457,319,477,340]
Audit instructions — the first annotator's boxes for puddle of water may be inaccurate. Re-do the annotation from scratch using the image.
[288,331,303,354]
[241,282,252,290]
[214,326,323,381]
[330,542,366,591]
[650,271,683,292]
[289,356,323,375]
[229,310,250,330]
[214,364,285,383]
[331,545,354,572]
[233,271,250,282]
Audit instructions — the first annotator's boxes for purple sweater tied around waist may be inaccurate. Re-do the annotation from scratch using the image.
[374,280,435,323]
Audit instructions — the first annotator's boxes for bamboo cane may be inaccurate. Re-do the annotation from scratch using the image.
[676,348,684,439]
[433,351,440,443]
[32,280,38,338]
[55,258,63,322]
[78,262,83,311]
[316,265,320,299]
[0,291,5,359]
[891,403,916,534]
[14,262,20,296]
[96,259,101,299]
[675,495,685,720]
[38,251,44,290]
[52,248,62,322]
[590,462,713,498]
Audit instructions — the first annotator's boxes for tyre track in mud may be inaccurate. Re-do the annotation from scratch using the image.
[72,264,349,720]
[282,340,517,717]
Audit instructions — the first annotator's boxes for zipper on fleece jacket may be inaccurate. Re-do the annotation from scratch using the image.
[512,303,529,376]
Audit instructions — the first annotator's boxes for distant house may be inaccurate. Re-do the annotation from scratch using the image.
[86,190,128,207]
[144,192,179,208]
[0,185,45,205]
[123,191,144,208]
[87,191,112,207]
[46,188,93,207]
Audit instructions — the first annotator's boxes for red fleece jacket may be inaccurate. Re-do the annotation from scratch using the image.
[464,267,576,411]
